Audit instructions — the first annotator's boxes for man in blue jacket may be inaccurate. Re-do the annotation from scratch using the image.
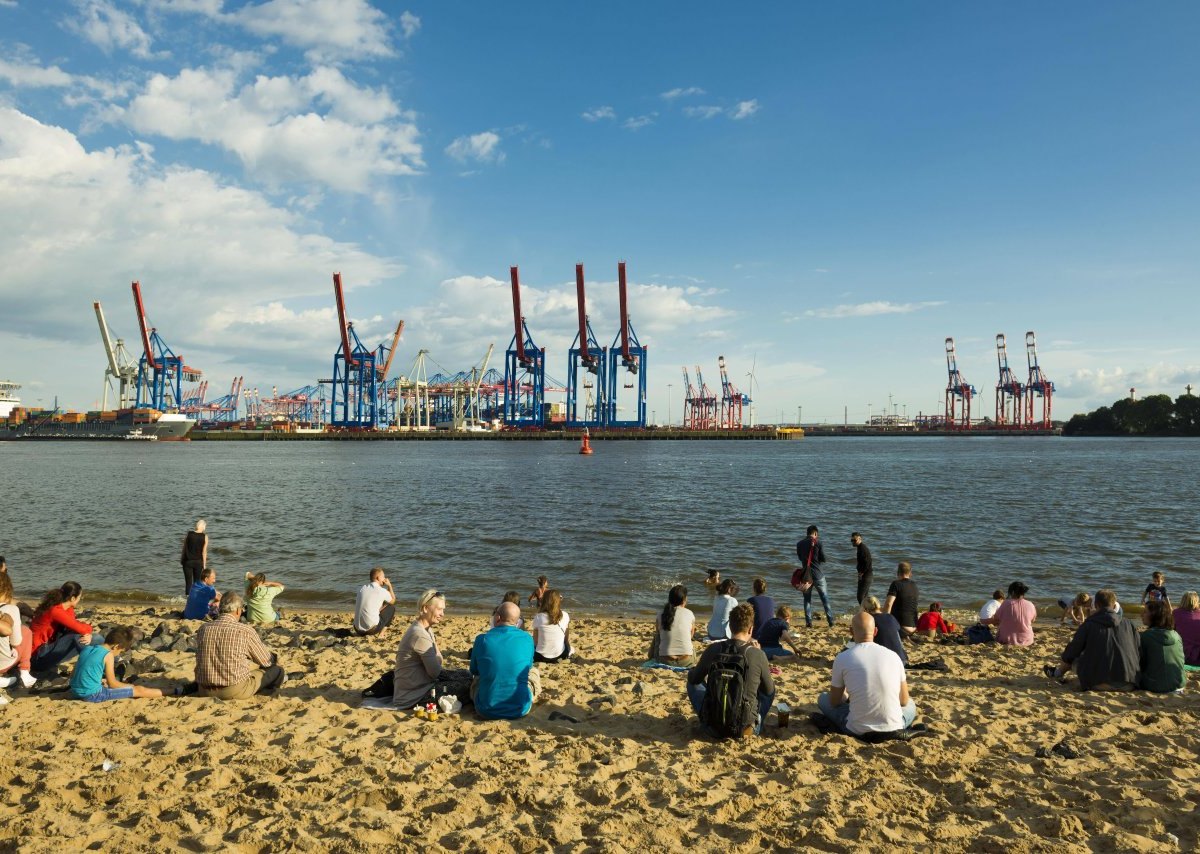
[796,525,834,628]
[469,602,541,719]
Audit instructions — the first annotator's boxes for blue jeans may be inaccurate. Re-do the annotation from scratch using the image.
[817,691,917,735]
[687,681,775,735]
[78,686,135,703]
[803,571,833,626]
[761,645,793,660]
[30,633,103,677]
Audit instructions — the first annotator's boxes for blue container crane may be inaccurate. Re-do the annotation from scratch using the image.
[566,263,609,428]
[131,280,202,411]
[503,266,546,427]
[329,272,379,429]
[605,262,648,428]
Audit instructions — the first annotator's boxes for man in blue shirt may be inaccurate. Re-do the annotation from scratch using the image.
[183,568,221,620]
[469,602,540,719]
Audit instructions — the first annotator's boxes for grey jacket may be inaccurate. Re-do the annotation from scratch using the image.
[1062,609,1140,689]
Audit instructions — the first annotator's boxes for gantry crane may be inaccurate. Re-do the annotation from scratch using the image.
[566,263,608,428]
[943,337,976,430]
[93,301,139,410]
[131,281,202,411]
[717,355,748,429]
[328,272,380,429]
[995,334,1024,427]
[693,364,718,430]
[681,367,699,429]
[503,266,546,427]
[1024,331,1055,429]
[606,262,648,428]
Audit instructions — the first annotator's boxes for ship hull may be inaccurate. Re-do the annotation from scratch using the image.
[2,414,195,440]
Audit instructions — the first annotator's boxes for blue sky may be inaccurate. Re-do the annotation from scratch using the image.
[1,1,1198,423]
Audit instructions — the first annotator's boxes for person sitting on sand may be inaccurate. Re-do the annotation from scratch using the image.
[1172,591,1200,666]
[183,568,221,621]
[1060,593,1091,627]
[532,589,572,664]
[1044,589,1139,691]
[862,597,907,666]
[706,579,738,640]
[29,581,99,677]
[884,562,920,636]
[194,593,286,699]
[392,590,471,708]
[70,625,165,703]
[353,567,397,637]
[687,604,775,736]
[915,602,956,638]
[979,590,1005,622]
[817,611,918,737]
[491,591,525,630]
[528,576,549,608]
[746,577,776,641]
[1139,600,1185,694]
[981,582,1036,646]
[470,602,540,719]
[758,604,803,660]
[704,569,721,591]
[0,569,36,691]
[649,585,696,666]
[244,572,285,624]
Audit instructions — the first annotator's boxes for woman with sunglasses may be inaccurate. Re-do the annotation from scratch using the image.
[391,589,470,708]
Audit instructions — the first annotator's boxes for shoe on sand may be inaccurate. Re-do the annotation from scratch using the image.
[1042,665,1066,682]
[0,675,15,688]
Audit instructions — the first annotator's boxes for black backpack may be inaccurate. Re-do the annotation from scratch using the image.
[700,641,754,739]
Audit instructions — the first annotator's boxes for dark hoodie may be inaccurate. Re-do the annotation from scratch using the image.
[1139,627,1186,693]
[1061,609,1140,690]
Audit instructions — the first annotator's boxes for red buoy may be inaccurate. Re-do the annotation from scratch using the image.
[579,428,593,455]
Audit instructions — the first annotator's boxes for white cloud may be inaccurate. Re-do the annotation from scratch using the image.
[399,11,420,39]
[119,65,422,191]
[729,99,760,120]
[67,0,157,59]
[661,86,705,100]
[230,0,394,59]
[0,107,401,397]
[0,58,75,88]
[445,131,503,164]
[1063,363,1199,401]
[622,113,656,131]
[581,105,615,122]
[683,105,722,120]
[802,300,946,319]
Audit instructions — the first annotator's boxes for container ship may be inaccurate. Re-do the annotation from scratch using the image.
[0,382,195,440]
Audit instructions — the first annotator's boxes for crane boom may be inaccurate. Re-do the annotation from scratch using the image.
[379,320,405,381]
[575,263,592,364]
[93,302,121,376]
[510,266,527,364]
[131,281,156,369]
[332,272,357,368]
[617,261,631,360]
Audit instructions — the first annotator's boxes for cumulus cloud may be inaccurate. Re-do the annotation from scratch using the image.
[445,131,503,164]
[67,0,157,59]
[729,99,760,120]
[230,0,394,59]
[683,105,722,120]
[0,107,400,397]
[581,105,615,122]
[801,300,946,319]
[399,11,420,39]
[661,86,705,100]
[1063,363,1199,401]
[622,114,656,131]
[118,65,422,191]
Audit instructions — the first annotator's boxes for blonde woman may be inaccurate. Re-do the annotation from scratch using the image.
[244,572,285,624]
[1061,593,1091,627]
[180,519,208,595]
[389,590,471,707]
[532,590,571,664]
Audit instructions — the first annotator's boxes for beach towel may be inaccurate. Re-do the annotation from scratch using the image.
[640,660,690,672]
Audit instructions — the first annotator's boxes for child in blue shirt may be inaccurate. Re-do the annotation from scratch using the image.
[70,626,164,702]
[183,568,221,620]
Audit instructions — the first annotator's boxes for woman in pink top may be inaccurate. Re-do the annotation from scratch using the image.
[1172,591,1200,666]
[982,581,1037,646]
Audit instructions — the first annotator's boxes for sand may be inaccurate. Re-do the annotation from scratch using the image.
[1,605,1198,853]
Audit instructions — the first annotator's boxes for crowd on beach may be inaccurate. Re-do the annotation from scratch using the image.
[1,519,1196,742]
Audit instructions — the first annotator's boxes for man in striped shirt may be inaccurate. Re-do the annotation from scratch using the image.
[194,592,286,700]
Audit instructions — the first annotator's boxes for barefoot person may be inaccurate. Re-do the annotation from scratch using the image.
[353,568,396,637]
[70,626,164,702]
[817,610,918,737]
[180,519,208,596]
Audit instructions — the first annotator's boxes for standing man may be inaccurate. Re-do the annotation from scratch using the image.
[851,532,873,606]
[470,602,540,719]
[795,525,833,628]
[817,610,917,736]
[194,593,286,699]
[884,562,920,636]
[353,567,397,637]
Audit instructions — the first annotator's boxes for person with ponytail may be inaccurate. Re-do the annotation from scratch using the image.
[29,582,99,677]
[648,584,696,666]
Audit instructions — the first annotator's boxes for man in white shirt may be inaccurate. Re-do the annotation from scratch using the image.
[817,611,917,736]
[353,567,396,637]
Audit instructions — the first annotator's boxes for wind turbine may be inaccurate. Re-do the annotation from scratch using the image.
[745,354,759,427]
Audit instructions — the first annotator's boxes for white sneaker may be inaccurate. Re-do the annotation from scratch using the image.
[19,671,37,689]
[0,675,16,688]
[0,690,9,705]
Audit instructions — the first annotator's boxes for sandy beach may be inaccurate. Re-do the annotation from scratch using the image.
[1,604,1198,853]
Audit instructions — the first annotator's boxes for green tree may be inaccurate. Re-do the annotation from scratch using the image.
[1175,393,1200,435]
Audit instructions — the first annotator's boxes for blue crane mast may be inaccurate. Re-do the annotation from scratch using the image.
[329,272,379,429]
[131,280,201,411]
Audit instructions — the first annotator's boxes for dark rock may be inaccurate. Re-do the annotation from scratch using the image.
[137,655,167,674]
[169,636,191,653]
[151,622,170,640]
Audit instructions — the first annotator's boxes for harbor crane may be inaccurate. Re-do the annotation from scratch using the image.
[717,355,748,429]
[1024,331,1055,429]
[943,336,976,430]
[328,272,380,429]
[681,366,699,429]
[566,263,608,428]
[693,364,718,429]
[503,266,546,427]
[605,262,648,428]
[131,280,202,411]
[994,334,1024,427]
[93,301,139,410]
[375,320,405,426]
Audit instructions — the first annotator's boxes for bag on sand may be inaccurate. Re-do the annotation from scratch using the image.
[966,624,994,645]
[700,641,755,739]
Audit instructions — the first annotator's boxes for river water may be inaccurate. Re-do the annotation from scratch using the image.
[2,437,1197,617]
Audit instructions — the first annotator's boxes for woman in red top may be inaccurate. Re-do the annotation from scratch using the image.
[29,582,98,677]
[915,602,956,637]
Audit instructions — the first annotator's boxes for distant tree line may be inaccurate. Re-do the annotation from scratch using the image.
[1064,391,1200,436]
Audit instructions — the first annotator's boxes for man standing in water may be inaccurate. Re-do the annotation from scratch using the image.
[851,532,873,606]
[796,525,834,628]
